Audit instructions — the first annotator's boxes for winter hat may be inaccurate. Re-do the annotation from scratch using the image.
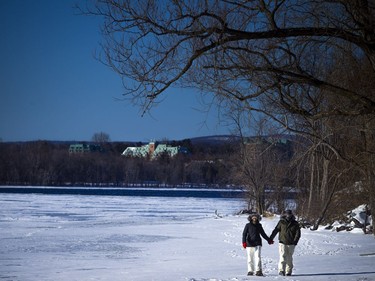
[248,213,261,221]
[283,209,293,219]
[284,210,293,216]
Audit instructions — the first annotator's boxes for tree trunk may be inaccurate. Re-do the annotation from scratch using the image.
[320,158,330,202]
[370,192,375,236]
[257,191,264,215]
[311,172,339,231]
[367,154,375,236]
[312,185,336,230]
[307,152,316,216]
[363,119,375,236]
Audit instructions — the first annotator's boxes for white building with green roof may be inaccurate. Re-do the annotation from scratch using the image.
[121,142,188,159]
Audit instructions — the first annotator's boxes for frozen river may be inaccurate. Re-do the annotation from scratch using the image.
[0,193,245,280]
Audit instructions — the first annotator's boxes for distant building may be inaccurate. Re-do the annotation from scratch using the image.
[121,141,189,159]
[153,143,189,158]
[69,143,102,154]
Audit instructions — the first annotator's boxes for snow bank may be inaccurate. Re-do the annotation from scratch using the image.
[327,204,373,234]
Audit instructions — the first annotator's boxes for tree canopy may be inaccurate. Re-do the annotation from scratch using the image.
[82,0,375,121]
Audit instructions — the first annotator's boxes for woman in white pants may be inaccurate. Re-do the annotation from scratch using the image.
[242,213,273,276]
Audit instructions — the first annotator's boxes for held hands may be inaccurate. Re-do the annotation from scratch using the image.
[242,242,247,249]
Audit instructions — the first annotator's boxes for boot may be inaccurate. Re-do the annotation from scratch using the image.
[255,271,263,276]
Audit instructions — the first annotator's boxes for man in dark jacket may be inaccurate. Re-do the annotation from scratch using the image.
[270,210,301,276]
[242,213,273,276]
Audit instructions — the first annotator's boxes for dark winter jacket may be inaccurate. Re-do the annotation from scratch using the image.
[270,215,301,245]
[242,221,271,247]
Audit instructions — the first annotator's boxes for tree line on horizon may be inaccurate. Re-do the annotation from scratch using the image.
[0,138,234,187]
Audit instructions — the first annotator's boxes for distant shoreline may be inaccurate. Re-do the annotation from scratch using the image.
[0,186,245,199]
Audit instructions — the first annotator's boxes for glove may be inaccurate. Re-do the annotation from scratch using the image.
[242,242,247,248]
[268,240,274,245]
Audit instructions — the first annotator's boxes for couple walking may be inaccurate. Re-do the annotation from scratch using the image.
[242,210,301,276]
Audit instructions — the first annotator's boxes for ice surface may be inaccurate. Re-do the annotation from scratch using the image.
[1,193,375,281]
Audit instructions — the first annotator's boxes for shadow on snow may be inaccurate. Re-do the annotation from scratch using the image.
[293,271,375,277]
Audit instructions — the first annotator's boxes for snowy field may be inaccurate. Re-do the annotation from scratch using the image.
[1,193,375,281]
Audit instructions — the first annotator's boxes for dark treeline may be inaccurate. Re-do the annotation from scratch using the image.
[0,139,237,187]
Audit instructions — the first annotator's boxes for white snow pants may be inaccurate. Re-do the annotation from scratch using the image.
[246,246,262,273]
[278,243,295,274]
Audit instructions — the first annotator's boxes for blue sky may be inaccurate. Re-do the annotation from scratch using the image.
[0,0,230,142]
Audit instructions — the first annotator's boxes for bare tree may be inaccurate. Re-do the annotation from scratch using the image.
[227,105,291,214]
[81,0,375,231]
[288,53,375,229]
[92,132,111,143]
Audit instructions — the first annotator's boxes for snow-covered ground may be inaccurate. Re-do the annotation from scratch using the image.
[1,193,375,281]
